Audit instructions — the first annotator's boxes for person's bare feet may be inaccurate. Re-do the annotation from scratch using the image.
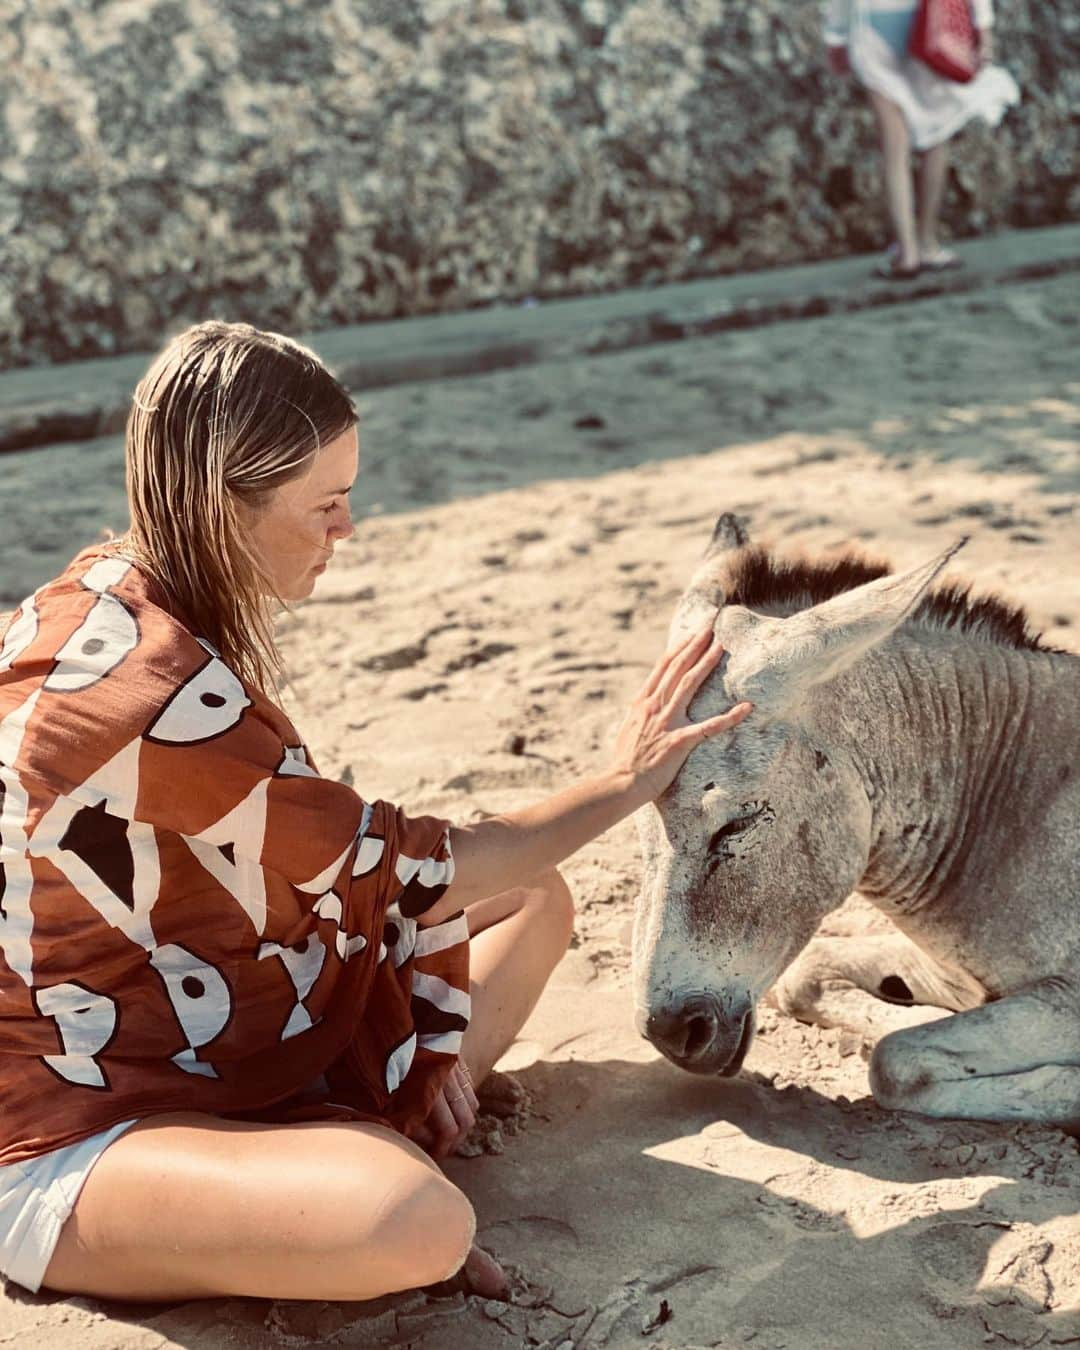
[462,1245,510,1299]
[424,1244,509,1301]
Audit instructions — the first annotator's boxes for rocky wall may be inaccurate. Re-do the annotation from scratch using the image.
[1,0,1076,369]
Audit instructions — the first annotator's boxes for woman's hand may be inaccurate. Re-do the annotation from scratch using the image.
[612,620,752,804]
[408,1057,479,1160]
[827,44,851,76]
[434,624,750,915]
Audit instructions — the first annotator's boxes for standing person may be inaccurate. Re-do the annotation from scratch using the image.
[825,0,1019,278]
[0,321,751,1304]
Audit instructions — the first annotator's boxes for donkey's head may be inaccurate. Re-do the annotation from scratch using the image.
[634,516,962,1076]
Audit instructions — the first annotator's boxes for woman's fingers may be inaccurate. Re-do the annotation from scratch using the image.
[667,634,726,715]
[612,621,751,801]
[443,1069,476,1150]
[425,1095,458,1159]
[418,1065,480,1160]
[456,1059,480,1119]
[640,620,715,700]
[682,702,753,745]
[655,623,718,708]
[409,1122,435,1150]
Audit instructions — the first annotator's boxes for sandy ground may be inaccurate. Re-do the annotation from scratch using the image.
[1,274,1078,1348]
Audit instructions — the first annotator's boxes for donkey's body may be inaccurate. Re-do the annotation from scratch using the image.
[635,520,1080,1126]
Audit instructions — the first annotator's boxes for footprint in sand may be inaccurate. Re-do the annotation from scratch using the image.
[482,1214,581,1248]
[357,640,427,672]
[442,641,516,674]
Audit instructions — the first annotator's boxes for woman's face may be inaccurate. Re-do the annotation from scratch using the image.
[246,425,359,601]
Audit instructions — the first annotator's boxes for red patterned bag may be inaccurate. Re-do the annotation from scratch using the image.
[909,0,980,82]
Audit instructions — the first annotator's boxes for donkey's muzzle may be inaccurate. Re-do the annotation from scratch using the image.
[644,994,755,1076]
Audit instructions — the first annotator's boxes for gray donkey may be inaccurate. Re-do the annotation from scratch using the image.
[634,516,1079,1126]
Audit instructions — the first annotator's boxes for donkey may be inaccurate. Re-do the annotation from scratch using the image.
[634,516,1079,1126]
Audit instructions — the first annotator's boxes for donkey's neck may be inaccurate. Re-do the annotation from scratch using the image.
[825,633,1069,916]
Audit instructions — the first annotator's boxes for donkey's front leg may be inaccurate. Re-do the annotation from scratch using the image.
[770,932,981,1044]
[869,979,1080,1127]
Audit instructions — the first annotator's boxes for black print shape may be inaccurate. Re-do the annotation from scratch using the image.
[410,994,469,1039]
[59,799,136,911]
[398,878,448,920]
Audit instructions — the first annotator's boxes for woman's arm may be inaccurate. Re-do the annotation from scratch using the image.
[423,622,752,920]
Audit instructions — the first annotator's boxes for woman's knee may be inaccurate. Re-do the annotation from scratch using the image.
[526,867,575,957]
[369,1167,476,1289]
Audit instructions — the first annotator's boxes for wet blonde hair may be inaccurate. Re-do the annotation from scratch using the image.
[122,320,357,694]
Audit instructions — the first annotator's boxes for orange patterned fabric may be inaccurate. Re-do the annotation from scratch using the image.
[0,547,469,1166]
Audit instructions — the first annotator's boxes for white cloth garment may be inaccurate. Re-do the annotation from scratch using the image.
[0,1120,137,1292]
[823,0,1020,150]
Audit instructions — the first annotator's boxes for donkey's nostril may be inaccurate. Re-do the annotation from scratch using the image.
[645,995,720,1064]
[684,1013,714,1059]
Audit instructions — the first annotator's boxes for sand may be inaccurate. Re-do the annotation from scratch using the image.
[1,274,1077,1348]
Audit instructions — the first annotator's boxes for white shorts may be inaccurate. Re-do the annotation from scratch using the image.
[0,1120,138,1293]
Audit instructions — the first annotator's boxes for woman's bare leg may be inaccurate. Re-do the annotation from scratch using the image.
[460,867,575,1086]
[916,140,950,256]
[867,89,919,269]
[43,1115,474,1301]
[42,870,572,1303]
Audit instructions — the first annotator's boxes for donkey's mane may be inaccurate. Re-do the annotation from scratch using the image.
[721,547,1055,653]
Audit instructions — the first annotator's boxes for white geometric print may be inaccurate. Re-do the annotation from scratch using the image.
[35,982,118,1088]
[148,944,232,1078]
[257,931,329,1039]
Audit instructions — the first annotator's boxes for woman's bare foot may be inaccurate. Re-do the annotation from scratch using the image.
[424,1244,510,1301]
[463,1245,510,1299]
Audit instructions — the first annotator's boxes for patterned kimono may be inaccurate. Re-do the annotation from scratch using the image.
[0,546,469,1166]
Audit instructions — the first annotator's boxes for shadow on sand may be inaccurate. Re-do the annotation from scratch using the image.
[3,1054,1076,1348]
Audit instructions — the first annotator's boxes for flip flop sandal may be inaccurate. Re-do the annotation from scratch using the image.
[921,251,963,272]
[874,259,921,281]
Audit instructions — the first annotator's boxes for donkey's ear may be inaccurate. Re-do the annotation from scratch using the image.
[704,512,750,559]
[667,513,750,644]
[733,540,967,705]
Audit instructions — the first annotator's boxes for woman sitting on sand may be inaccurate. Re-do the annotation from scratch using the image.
[0,321,750,1303]
[825,0,1019,279]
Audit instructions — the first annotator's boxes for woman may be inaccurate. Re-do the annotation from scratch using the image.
[0,321,750,1303]
[825,0,1019,278]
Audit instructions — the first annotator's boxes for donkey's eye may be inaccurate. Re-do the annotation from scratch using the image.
[706,800,775,864]
[707,815,759,854]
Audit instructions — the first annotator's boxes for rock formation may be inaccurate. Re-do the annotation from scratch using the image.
[1,0,1075,367]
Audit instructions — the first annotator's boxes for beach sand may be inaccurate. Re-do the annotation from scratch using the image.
[1,274,1077,1347]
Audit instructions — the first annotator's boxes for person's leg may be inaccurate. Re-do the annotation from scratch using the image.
[867,89,919,271]
[916,141,954,262]
[43,1114,475,1301]
[460,868,575,1085]
[43,872,573,1304]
